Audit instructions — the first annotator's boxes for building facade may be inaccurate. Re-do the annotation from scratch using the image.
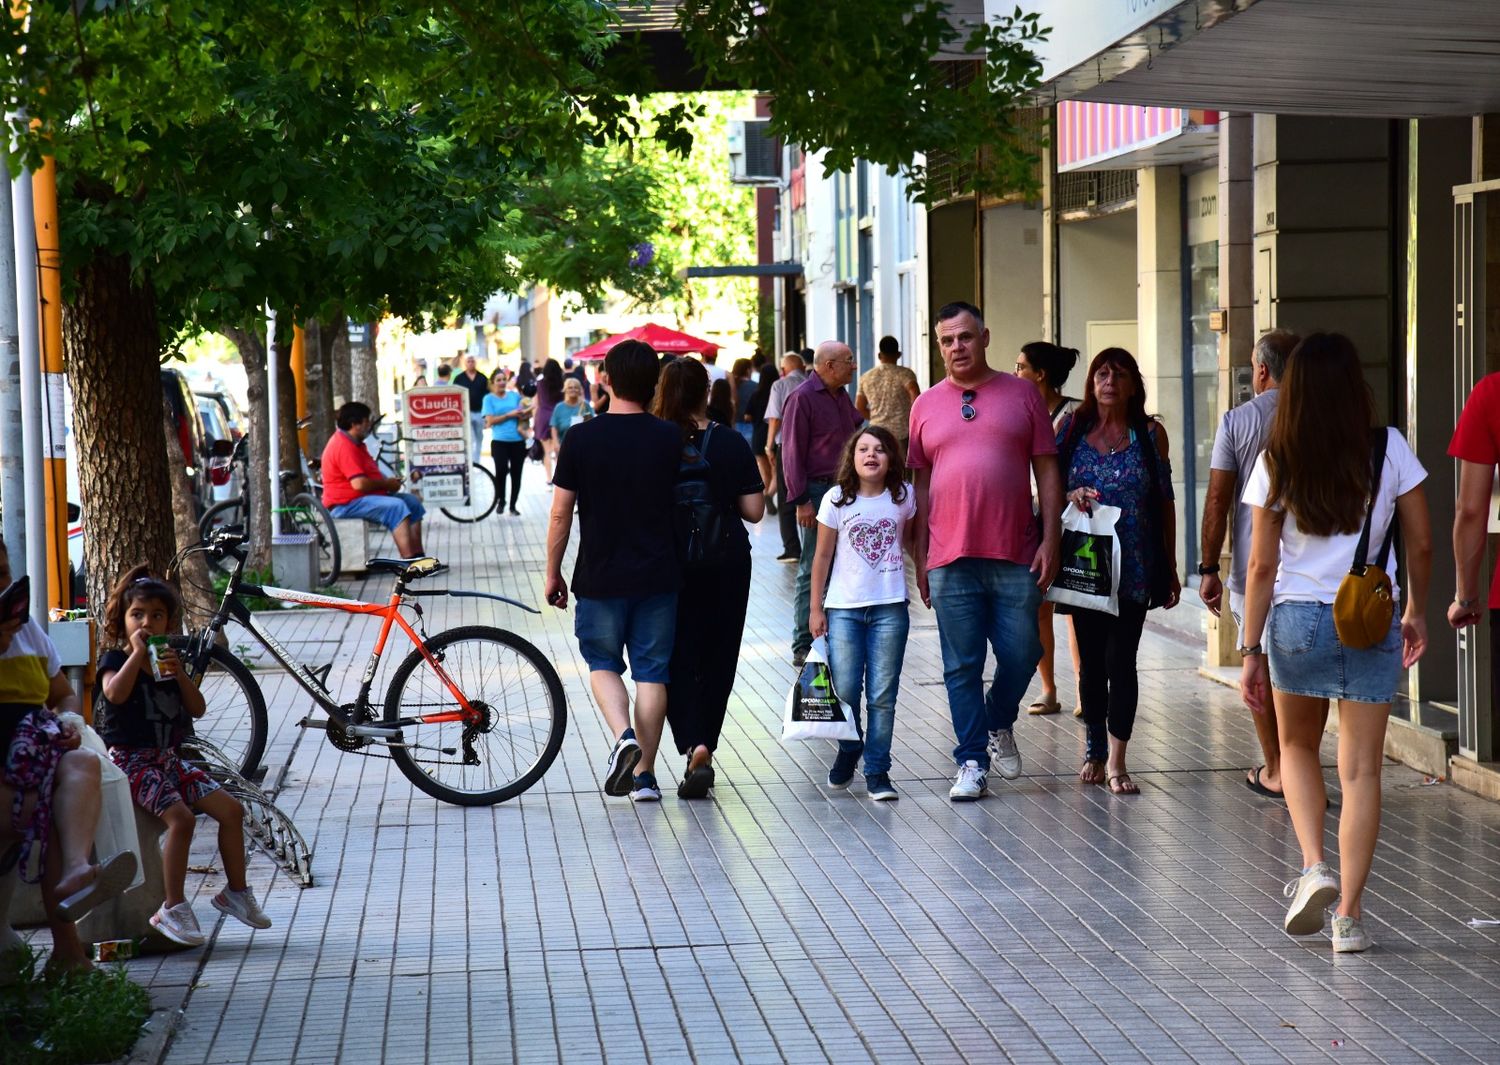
[953,0,1500,793]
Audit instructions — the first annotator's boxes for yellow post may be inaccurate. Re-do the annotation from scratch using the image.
[291,323,308,456]
[33,155,68,614]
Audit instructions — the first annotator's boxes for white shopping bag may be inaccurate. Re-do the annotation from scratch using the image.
[781,639,860,742]
[1045,502,1123,617]
[66,713,146,890]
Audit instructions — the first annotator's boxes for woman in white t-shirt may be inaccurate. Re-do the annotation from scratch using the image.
[809,426,916,802]
[1237,333,1431,954]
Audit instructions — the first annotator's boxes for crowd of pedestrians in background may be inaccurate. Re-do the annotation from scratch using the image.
[529,298,1489,956]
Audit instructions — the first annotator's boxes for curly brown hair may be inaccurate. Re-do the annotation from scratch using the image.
[103,564,183,645]
[832,425,909,507]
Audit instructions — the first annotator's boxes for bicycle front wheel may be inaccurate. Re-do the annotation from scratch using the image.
[288,492,342,587]
[199,498,246,578]
[383,626,566,805]
[439,463,498,524]
[170,637,269,781]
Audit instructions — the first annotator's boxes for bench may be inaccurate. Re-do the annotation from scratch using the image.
[332,518,389,577]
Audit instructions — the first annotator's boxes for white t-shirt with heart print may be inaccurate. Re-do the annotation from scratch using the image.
[816,485,917,608]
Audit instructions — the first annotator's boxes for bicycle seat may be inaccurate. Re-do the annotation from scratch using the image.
[366,556,448,580]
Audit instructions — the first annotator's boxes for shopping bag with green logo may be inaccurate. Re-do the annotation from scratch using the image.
[781,638,860,742]
[1045,502,1123,616]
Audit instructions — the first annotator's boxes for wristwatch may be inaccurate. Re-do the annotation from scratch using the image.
[1236,643,1265,657]
[1197,562,1221,576]
[1456,596,1478,608]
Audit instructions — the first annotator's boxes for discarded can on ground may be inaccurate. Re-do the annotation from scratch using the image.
[93,939,138,962]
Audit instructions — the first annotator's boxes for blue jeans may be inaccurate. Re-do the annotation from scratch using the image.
[470,414,488,462]
[330,492,425,532]
[574,592,678,683]
[793,480,835,655]
[735,422,754,445]
[826,602,909,776]
[928,558,1043,768]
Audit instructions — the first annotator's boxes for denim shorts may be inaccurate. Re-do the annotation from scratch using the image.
[1267,600,1401,704]
[574,592,677,683]
[330,492,426,531]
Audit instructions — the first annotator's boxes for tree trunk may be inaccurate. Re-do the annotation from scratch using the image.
[306,312,343,457]
[351,321,380,416]
[162,401,218,628]
[221,325,274,573]
[331,318,352,412]
[61,253,175,616]
[274,317,302,496]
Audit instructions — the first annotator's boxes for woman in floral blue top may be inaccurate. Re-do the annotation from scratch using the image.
[1057,348,1181,795]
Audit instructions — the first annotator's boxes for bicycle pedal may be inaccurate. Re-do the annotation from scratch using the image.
[298,717,327,730]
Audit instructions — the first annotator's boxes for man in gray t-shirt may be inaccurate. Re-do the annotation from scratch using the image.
[765,352,809,560]
[1199,329,1312,800]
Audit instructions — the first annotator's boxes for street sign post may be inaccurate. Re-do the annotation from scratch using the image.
[401,387,470,505]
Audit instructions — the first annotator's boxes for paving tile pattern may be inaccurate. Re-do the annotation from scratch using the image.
[102,477,1500,1064]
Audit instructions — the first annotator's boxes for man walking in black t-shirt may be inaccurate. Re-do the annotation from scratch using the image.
[545,339,683,802]
[455,354,490,464]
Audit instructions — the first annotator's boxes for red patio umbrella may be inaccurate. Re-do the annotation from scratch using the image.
[572,322,721,361]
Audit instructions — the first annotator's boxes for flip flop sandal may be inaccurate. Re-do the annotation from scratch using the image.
[1027,698,1062,715]
[1244,765,1286,800]
[57,851,138,922]
[1079,759,1106,785]
[1107,774,1140,796]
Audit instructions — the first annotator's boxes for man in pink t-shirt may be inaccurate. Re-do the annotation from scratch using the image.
[908,301,1062,801]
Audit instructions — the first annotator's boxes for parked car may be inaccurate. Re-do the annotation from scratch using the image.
[162,367,217,516]
[196,394,242,501]
[196,388,245,441]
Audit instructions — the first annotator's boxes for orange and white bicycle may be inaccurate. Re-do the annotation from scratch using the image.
[170,527,565,806]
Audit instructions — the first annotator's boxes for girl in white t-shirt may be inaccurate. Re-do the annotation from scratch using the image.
[809,426,916,801]
[1236,333,1431,956]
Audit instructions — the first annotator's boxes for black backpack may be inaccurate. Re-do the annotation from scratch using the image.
[673,424,733,570]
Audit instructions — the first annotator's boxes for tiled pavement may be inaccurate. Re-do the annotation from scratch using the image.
[70,475,1500,1062]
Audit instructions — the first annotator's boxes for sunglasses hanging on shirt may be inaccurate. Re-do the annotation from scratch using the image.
[960,389,977,421]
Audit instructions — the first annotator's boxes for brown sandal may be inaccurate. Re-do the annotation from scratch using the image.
[1079,759,1106,785]
[1106,773,1140,795]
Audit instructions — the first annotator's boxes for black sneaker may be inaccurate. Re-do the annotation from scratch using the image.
[776,552,800,563]
[865,773,898,802]
[678,756,716,800]
[603,733,641,796]
[630,772,662,803]
[827,746,863,789]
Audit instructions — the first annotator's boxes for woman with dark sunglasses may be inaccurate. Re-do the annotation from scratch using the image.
[1056,348,1180,795]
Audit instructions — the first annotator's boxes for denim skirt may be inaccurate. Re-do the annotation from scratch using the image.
[1267,600,1401,704]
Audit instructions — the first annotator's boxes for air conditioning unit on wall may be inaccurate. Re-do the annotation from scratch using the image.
[728,119,781,185]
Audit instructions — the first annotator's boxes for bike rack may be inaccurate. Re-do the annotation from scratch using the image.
[184,737,315,888]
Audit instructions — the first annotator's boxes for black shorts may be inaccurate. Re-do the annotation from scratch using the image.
[752,421,770,455]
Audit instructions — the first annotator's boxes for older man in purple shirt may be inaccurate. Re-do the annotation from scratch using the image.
[781,340,863,666]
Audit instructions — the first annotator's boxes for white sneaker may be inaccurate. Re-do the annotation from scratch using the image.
[151,901,206,946]
[212,886,273,929]
[949,760,988,801]
[1331,914,1371,953]
[1282,862,1339,935]
[987,729,1023,780]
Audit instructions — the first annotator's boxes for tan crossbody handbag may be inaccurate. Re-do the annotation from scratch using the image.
[1332,429,1397,649]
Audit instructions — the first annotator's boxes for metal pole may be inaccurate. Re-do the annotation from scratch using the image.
[267,305,281,535]
[13,169,46,626]
[0,163,24,558]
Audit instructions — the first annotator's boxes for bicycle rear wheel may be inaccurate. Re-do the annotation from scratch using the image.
[170,637,269,781]
[288,492,342,587]
[383,625,565,805]
[439,463,498,523]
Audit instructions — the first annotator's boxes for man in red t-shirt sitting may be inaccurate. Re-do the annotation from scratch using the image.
[321,402,426,558]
